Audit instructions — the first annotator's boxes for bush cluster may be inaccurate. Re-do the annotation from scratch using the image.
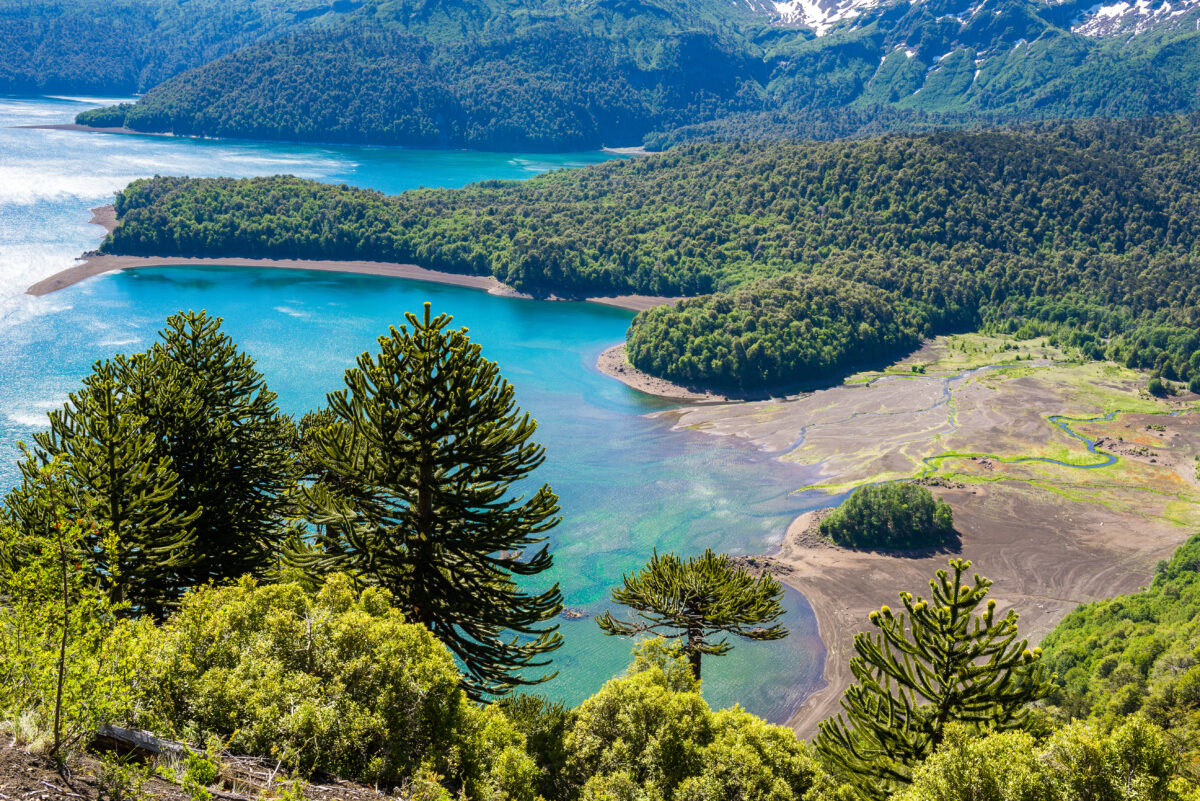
[819,484,954,549]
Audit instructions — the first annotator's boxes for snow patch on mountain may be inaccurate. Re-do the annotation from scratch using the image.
[1070,0,1199,35]
[770,0,888,33]
[763,0,1200,36]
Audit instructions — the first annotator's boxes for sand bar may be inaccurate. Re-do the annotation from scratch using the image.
[17,123,174,137]
[596,344,730,401]
[29,208,679,315]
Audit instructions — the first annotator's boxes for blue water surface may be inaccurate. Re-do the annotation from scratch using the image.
[0,97,826,720]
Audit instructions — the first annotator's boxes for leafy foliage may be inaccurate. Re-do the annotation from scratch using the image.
[818,484,954,549]
[292,304,563,699]
[595,549,787,679]
[895,718,1193,801]
[1039,533,1200,778]
[565,639,822,801]
[102,114,1200,390]
[816,558,1051,799]
[0,468,150,757]
[137,573,538,797]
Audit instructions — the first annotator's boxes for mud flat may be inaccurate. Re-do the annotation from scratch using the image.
[661,336,1200,737]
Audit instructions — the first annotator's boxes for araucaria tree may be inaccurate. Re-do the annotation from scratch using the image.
[595,549,788,679]
[6,357,198,615]
[133,311,297,588]
[295,304,563,699]
[815,558,1052,800]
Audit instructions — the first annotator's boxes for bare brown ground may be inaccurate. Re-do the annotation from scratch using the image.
[30,208,679,314]
[778,484,1191,737]
[0,739,398,801]
[596,345,730,401]
[660,356,1200,738]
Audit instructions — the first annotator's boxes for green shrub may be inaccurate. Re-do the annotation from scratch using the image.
[496,695,572,801]
[1149,377,1169,397]
[818,483,954,549]
[0,469,151,758]
[896,718,1193,801]
[1040,533,1200,771]
[137,574,536,798]
[566,640,821,800]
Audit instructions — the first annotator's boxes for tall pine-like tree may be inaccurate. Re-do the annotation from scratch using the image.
[6,357,197,615]
[595,548,788,679]
[815,558,1051,800]
[293,304,563,699]
[130,311,297,587]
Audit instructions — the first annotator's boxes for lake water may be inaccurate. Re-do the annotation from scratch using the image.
[0,96,827,720]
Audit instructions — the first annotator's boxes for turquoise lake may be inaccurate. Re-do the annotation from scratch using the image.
[0,96,826,720]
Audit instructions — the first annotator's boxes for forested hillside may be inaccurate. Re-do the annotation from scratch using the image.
[82,20,759,150]
[101,114,1200,390]
[0,0,360,94]
[70,0,1200,149]
[1040,533,1200,773]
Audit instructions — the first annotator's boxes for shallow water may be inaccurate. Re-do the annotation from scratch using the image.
[0,96,827,719]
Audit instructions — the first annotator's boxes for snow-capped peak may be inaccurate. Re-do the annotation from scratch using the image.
[770,0,889,33]
[1070,0,1199,35]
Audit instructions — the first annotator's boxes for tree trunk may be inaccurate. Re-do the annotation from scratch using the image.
[687,625,703,680]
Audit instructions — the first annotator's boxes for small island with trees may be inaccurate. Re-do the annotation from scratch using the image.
[818,484,956,550]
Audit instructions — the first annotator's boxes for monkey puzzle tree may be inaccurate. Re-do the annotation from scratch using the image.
[815,558,1052,800]
[293,304,563,699]
[595,549,788,679]
[131,311,297,587]
[6,357,198,615]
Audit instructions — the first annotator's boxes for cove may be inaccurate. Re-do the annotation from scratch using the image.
[0,96,826,721]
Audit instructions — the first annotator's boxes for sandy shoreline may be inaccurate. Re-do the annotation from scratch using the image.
[595,344,730,401]
[29,208,678,315]
[18,123,175,137]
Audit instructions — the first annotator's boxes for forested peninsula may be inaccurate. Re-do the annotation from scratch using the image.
[99,113,1200,393]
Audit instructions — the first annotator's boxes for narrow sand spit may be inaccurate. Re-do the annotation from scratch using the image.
[17,123,174,137]
[596,344,729,401]
[28,208,679,315]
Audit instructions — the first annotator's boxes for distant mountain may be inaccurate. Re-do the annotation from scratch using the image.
[0,0,367,94]
[58,0,1200,149]
[764,0,1200,37]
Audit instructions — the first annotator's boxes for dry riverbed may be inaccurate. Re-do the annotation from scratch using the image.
[659,335,1200,736]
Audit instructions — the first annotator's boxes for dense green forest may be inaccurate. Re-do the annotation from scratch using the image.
[69,0,1200,148]
[1040,532,1200,775]
[3,309,1199,800]
[102,113,1200,390]
[79,21,756,150]
[0,0,359,93]
[817,483,954,549]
